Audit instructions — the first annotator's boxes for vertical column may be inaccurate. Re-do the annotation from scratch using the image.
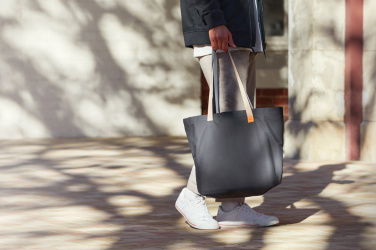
[285,0,346,160]
[345,0,363,160]
[360,0,376,162]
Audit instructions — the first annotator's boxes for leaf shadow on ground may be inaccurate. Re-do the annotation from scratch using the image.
[0,137,373,249]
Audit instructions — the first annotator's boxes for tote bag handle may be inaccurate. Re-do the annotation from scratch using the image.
[207,50,255,123]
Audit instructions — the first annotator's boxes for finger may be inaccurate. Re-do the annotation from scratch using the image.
[221,38,228,52]
[211,40,219,51]
[211,37,218,51]
[228,33,237,48]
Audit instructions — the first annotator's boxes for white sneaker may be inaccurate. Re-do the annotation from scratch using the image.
[175,188,219,230]
[217,203,279,227]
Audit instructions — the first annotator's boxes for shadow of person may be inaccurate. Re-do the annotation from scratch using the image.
[249,163,371,250]
[252,163,352,225]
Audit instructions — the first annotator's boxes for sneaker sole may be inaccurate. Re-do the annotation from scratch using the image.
[219,220,279,228]
[175,204,219,230]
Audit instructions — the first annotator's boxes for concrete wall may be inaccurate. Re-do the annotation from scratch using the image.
[285,0,346,160]
[0,0,200,138]
[361,0,376,161]
[256,51,288,89]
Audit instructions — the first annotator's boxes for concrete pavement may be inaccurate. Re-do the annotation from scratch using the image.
[0,137,375,249]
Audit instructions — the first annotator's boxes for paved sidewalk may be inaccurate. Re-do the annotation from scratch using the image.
[0,137,375,249]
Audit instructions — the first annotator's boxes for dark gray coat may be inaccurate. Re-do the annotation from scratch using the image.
[180,0,266,52]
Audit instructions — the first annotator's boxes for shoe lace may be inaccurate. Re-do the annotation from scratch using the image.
[191,196,206,206]
[189,196,211,218]
[239,203,265,218]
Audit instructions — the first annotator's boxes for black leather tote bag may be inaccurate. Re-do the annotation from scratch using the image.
[183,51,284,198]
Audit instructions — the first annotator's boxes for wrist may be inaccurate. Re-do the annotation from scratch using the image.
[204,11,226,30]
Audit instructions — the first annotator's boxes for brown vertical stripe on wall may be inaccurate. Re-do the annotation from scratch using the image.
[345,0,363,160]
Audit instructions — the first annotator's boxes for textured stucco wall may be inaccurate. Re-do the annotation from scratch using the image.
[0,0,200,138]
[256,51,288,89]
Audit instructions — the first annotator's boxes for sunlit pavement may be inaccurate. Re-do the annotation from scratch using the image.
[0,137,375,250]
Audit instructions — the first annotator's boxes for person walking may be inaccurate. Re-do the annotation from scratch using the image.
[175,0,280,230]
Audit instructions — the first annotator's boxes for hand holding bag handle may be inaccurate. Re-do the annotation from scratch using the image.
[207,50,255,123]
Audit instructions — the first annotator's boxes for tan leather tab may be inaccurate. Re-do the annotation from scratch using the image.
[248,116,254,123]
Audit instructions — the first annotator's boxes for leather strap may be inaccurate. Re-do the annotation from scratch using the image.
[207,50,254,123]
[228,51,254,122]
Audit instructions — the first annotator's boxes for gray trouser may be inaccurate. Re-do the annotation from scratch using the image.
[187,50,257,203]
